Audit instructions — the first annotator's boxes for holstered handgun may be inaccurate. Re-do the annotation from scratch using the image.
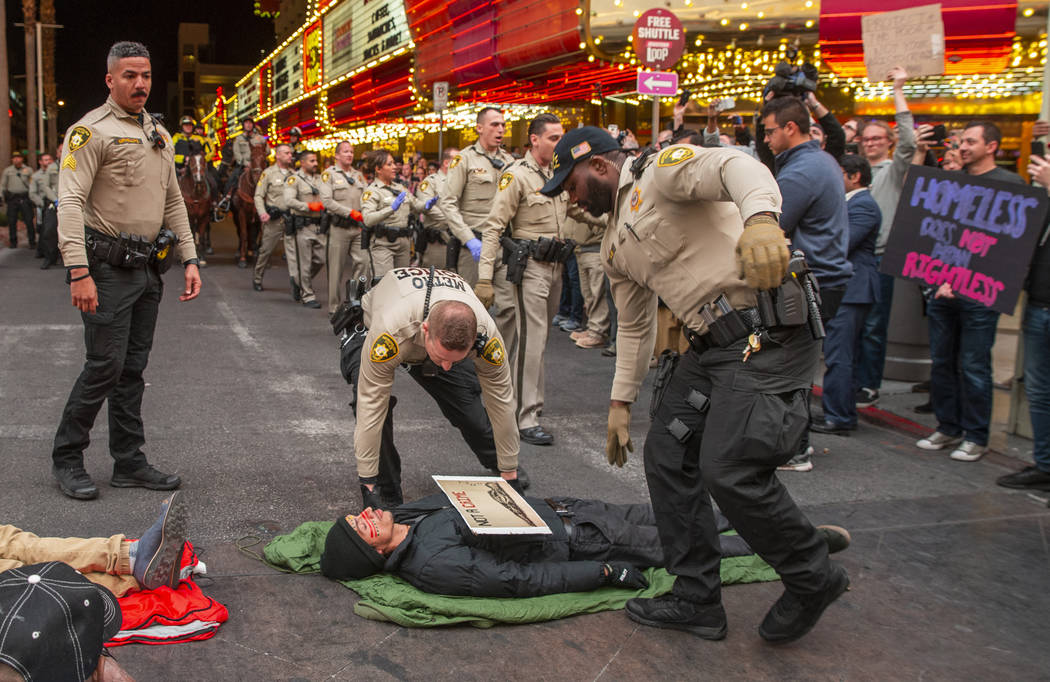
[331,276,369,336]
[319,211,332,235]
[788,250,825,340]
[411,215,426,256]
[501,236,530,285]
[361,226,372,250]
[445,236,462,271]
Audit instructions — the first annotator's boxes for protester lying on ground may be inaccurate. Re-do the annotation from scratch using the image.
[0,561,135,682]
[320,493,850,598]
[0,492,187,598]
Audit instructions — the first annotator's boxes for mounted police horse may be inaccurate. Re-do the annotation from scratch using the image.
[179,153,213,263]
[230,143,267,268]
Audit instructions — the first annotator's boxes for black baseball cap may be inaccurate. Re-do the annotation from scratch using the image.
[540,126,621,196]
[0,562,122,681]
[320,515,387,581]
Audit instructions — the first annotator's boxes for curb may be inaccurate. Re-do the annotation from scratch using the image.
[810,385,931,438]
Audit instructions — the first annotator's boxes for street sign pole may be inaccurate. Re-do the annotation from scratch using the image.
[439,112,444,158]
[652,99,660,148]
[433,81,449,158]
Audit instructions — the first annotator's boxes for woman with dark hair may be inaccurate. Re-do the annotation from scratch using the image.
[361,150,415,277]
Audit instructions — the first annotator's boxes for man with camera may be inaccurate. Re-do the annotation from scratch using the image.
[51,41,201,500]
[540,127,847,644]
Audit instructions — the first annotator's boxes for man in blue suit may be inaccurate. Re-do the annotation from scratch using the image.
[811,155,882,434]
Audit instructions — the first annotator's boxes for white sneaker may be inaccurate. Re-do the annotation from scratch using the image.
[950,440,987,462]
[916,431,963,451]
[778,448,814,472]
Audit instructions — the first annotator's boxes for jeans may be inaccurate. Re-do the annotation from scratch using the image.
[927,297,1000,445]
[1023,303,1050,472]
[856,269,894,390]
[822,302,872,427]
[557,254,584,323]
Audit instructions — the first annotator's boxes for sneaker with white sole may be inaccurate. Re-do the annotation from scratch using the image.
[916,431,963,451]
[855,387,879,408]
[778,447,814,472]
[949,440,987,462]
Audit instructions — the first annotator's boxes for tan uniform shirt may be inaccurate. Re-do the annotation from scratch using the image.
[283,169,324,218]
[253,164,292,216]
[476,152,567,281]
[30,165,59,207]
[361,180,412,228]
[233,131,270,166]
[1,164,33,195]
[57,96,196,267]
[412,171,448,229]
[438,142,516,244]
[603,144,782,403]
[355,267,518,476]
[319,165,366,218]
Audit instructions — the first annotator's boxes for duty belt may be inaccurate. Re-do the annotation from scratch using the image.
[685,307,762,354]
[331,214,361,228]
[373,224,413,240]
[85,227,151,269]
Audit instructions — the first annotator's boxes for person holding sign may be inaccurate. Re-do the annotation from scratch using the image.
[915,122,1023,463]
[319,494,852,600]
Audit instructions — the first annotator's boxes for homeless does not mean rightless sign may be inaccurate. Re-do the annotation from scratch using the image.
[881,165,1048,314]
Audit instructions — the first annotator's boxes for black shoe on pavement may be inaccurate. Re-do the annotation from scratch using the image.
[133,492,188,590]
[996,465,1050,491]
[304,300,322,309]
[913,401,933,414]
[252,281,264,292]
[855,388,878,408]
[111,464,182,490]
[601,343,616,357]
[519,426,554,446]
[40,259,54,270]
[809,419,854,436]
[52,466,99,500]
[488,466,530,490]
[817,525,851,554]
[759,562,849,644]
[625,595,728,640]
[290,277,302,302]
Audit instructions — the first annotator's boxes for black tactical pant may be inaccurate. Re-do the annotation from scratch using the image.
[6,193,35,246]
[558,499,753,567]
[38,204,59,264]
[343,333,499,495]
[644,324,831,605]
[52,262,163,472]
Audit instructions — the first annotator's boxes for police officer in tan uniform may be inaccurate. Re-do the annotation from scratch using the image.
[252,144,295,292]
[361,150,413,278]
[438,108,515,286]
[540,127,847,644]
[283,150,327,309]
[30,153,60,265]
[475,113,569,445]
[342,266,527,508]
[410,147,456,270]
[2,151,36,248]
[52,41,201,500]
[320,140,369,313]
[562,210,611,349]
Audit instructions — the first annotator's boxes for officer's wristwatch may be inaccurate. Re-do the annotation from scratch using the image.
[183,258,201,268]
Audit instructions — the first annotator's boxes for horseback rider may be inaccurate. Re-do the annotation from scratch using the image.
[172,116,205,172]
[218,117,270,211]
[289,126,307,167]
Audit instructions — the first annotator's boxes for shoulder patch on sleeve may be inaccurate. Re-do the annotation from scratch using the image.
[62,155,77,171]
[321,171,330,183]
[419,180,429,192]
[449,155,462,169]
[370,333,400,362]
[497,172,514,191]
[67,126,92,152]
[480,337,505,366]
[286,175,297,185]
[657,146,695,167]
[362,190,373,202]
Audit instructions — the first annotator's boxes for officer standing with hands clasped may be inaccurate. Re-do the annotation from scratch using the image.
[361,150,414,278]
[283,150,327,309]
[51,41,201,500]
[540,127,847,643]
[320,140,370,314]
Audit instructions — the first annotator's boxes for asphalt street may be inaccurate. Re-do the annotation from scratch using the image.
[2,227,1049,680]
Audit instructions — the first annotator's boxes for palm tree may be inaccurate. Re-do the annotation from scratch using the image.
[40,0,57,154]
[22,0,38,165]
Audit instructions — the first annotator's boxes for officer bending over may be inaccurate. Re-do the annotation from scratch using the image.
[51,41,201,500]
[341,267,526,509]
[540,127,848,644]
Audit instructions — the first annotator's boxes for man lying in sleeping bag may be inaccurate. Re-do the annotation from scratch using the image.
[320,494,850,597]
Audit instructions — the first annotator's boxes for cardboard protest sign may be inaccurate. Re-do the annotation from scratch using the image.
[862,4,945,81]
[881,166,1048,314]
[432,476,551,535]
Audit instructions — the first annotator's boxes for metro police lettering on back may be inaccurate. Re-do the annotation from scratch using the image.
[393,267,467,292]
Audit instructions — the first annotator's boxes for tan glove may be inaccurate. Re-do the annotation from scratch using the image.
[735,213,789,290]
[606,402,633,467]
[474,279,495,307]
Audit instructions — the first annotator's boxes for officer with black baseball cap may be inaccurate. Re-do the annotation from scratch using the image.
[540,126,849,645]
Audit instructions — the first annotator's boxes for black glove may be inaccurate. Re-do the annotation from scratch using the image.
[360,482,383,510]
[602,563,648,589]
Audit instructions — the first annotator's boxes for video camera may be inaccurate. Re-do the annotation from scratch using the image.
[763,45,819,100]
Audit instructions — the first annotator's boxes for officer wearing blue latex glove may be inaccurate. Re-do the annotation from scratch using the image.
[391,191,408,211]
[465,237,483,261]
[424,196,439,210]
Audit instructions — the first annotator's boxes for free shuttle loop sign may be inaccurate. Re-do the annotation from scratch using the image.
[637,71,679,96]
[633,9,685,70]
